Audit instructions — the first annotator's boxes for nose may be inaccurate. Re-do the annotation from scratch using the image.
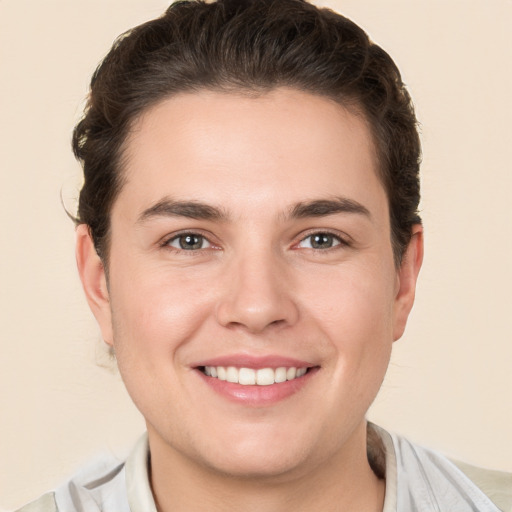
[215,250,299,334]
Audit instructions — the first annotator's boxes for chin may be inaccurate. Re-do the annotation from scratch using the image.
[193,427,320,481]
[203,450,309,481]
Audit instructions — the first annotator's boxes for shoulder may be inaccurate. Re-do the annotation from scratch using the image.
[394,432,512,511]
[14,492,58,512]
[13,435,152,512]
[452,459,512,512]
[370,423,511,512]
[14,453,129,512]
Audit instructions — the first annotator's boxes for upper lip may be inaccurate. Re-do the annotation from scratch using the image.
[192,354,317,369]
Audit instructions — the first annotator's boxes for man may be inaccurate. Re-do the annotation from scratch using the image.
[18,0,511,510]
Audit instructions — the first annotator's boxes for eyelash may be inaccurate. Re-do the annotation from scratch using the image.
[295,231,350,251]
[161,231,216,253]
[161,230,350,253]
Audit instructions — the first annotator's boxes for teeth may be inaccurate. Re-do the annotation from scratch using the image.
[226,366,238,383]
[275,367,287,383]
[238,368,256,385]
[256,368,274,386]
[202,366,309,385]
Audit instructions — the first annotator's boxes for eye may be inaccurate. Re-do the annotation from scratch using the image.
[297,232,343,250]
[166,233,212,251]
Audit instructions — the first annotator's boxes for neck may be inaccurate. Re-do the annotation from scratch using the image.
[148,421,385,512]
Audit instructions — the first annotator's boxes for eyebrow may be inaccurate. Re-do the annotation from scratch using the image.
[137,198,228,223]
[287,197,371,220]
[137,196,370,224]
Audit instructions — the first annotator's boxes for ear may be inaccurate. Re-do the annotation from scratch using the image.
[75,224,113,346]
[393,224,424,341]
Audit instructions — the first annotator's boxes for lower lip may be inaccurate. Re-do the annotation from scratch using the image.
[195,368,318,406]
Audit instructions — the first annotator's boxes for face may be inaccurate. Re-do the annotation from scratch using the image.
[77,88,422,479]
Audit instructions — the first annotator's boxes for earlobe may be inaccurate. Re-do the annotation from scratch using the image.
[75,224,114,346]
[393,224,424,341]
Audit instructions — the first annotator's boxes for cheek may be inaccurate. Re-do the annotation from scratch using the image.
[301,259,396,336]
[108,263,217,362]
[106,266,218,419]
[300,260,396,387]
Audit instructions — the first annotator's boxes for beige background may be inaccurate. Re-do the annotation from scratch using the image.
[1,0,511,509]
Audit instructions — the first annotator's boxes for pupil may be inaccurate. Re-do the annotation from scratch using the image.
[180,235,202,250]
[312,234,332,249]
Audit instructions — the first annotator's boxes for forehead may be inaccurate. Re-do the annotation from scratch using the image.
[116,88,387,223]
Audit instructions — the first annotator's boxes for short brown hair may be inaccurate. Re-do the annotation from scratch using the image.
[73,0,421,265]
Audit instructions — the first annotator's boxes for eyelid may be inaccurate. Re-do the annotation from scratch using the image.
[157,228,352,252]
[293,229,352,249]
[159,229,220,251]
[168,234,212,250]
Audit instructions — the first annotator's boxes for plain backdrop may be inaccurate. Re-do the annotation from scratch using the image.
[1,0,511,509]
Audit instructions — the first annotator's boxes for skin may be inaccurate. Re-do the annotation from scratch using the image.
[76,88,423,512]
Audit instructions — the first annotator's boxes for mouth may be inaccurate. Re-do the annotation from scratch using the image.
[198,365,311,386]
[192,355,319,405]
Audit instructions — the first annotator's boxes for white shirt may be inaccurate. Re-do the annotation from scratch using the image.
[17,424,511,512]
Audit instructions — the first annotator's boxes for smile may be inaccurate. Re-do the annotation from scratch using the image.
[201,366,309,386]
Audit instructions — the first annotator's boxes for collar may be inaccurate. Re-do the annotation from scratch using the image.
[125,433,158,512]
[123,426,397,512]
[123,425,500,512]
